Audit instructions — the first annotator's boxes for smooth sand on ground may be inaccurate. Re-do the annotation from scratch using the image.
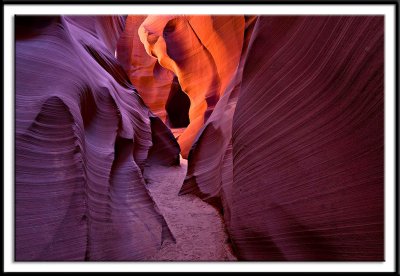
[143,157,237,261]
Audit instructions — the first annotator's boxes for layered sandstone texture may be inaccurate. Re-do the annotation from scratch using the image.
[15,16,180,261]
[181,16,384,260]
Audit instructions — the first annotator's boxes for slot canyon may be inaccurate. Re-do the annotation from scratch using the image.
[15,15,384,261]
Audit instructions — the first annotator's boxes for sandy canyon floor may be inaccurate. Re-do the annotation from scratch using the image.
[143,158,237,261]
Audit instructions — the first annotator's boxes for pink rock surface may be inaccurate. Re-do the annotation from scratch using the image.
[181,16,384,260]
[15,16,179,261]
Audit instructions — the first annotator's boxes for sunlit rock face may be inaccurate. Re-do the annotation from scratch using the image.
[181,16,384,260]
[15,16,179,261]
[119,15,245,158]
[117,15,175,123]
[180,15,257,224]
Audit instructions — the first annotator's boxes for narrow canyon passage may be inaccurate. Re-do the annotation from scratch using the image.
[143,158,236,261]
[14,15,384,262]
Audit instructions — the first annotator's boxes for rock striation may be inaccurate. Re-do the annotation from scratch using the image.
[15,16,179,261]
[181,16,384,260]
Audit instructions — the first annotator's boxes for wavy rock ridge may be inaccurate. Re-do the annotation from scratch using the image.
[118,15,245,158]
[15,16,179,261]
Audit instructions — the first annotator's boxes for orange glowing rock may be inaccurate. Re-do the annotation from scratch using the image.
[121,15,245,158]
[117,15,174,122]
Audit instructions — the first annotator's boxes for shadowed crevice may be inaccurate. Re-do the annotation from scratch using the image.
[165,76,191,128]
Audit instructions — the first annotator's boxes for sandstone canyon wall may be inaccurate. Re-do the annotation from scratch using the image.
[15,16,179,261]
[181,16,384,260]
[118,15,245,158]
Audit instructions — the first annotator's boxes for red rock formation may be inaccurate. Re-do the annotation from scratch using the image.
[117,15,174,123]
[181,16,384,260]
[120,15,245,158]
[15,16,179,261]
[180,16,257,225]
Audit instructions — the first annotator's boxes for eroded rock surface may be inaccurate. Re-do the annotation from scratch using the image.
[181,16,384,261]
[15,16,179,261]
[119,15,245,158]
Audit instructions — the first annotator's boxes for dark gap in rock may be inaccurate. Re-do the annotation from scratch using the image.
[165,76,190,128]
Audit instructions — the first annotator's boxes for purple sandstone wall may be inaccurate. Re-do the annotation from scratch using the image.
[181,16,384,260]
[15,16,179,261]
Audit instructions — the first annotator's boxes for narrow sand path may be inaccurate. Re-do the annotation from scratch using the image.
[143,158,237,261]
